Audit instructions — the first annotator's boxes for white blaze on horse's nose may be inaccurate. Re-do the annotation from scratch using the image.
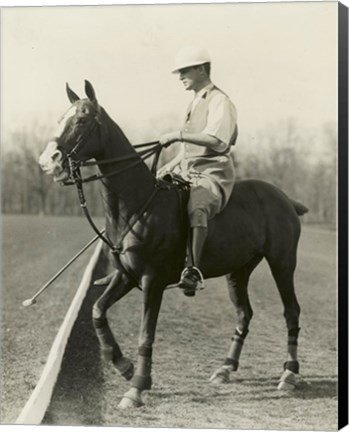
[39,141,62,172]
[55,105,77,137]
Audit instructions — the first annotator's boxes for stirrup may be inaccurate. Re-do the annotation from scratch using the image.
[164,267,205,292]
[179,266,205,291]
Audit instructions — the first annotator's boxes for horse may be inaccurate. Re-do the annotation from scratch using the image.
[39,80,308,408]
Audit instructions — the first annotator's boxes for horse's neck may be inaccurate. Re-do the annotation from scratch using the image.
[97,113,155,231]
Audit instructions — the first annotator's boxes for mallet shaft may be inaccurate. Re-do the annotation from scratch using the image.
[23,229,105,305]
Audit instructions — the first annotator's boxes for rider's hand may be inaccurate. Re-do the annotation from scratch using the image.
[159,131,182,147]
[156,168,168,178]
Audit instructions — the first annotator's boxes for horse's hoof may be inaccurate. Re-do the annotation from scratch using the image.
[113,356,134,381]
[118,396,144,409]
[210,375,228,385]
[278,369,307,391]
[209,366,231,385]
[278,380,296,391]
[118,389,144,409]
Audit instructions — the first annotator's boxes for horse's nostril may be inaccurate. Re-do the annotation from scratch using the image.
[52,150,63,163]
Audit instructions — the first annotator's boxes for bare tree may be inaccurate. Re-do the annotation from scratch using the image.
[2,119,337,225]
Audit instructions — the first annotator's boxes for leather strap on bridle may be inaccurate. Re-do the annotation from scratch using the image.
[74,169,117,251]
[66,134,167,254]
[59,109,169,255]
[64,142,163,185]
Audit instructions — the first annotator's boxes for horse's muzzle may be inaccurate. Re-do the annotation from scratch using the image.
[39,141,68,182]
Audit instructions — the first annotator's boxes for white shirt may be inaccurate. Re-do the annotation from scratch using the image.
[191,83,237,152]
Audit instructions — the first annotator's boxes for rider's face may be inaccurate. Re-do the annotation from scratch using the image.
[178,66,206,92]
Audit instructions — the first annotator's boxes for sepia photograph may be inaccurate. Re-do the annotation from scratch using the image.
[0,0,347,430]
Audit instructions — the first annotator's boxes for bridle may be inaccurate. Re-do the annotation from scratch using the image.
[60,114,163,185]
[56,110,168,255]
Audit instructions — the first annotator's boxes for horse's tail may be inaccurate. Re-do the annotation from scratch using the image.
[291,199,309,216]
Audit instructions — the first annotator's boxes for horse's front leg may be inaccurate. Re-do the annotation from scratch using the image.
[92,270,135,380]
[119,277,164,409]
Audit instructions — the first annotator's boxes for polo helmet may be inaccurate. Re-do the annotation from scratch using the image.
[172,46,211,74]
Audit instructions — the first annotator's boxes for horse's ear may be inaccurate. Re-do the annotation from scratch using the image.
[66,83,80,104]
[85,80,97,103]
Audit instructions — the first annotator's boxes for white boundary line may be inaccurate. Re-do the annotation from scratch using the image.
[15,240,103,425]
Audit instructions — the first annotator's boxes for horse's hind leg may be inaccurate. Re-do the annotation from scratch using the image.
[92,270,135,380]
[267,257,303,390]
[210,256,262,385]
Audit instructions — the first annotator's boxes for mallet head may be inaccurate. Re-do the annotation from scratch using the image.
[22,298,37,307]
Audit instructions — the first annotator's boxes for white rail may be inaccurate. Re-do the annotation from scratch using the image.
[15,241,103,425]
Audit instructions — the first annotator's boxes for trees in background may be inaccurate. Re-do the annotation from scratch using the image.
[235,120,337,224]
[2,119,337,224]
[2,126,105,217]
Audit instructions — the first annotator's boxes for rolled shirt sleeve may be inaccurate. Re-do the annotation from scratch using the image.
[202,93,237,152]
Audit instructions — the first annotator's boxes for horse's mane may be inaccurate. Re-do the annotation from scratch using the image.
[100,107,134,146]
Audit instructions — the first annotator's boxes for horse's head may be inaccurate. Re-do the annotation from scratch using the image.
[39,80,102,183]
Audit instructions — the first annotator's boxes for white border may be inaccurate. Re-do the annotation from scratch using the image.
[0,0,346,7]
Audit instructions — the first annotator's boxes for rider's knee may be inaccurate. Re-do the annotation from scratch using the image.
[189,208,208,228]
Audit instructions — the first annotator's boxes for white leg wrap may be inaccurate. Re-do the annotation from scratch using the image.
[278,369,307,391]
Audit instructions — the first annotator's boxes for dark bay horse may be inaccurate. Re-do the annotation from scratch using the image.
[39,80,308,408]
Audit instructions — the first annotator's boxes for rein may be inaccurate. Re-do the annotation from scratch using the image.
[65,131,166,254]
[64,140,162,185]
[73,165,168,255]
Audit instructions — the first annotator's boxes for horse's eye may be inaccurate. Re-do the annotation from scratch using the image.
[76,116,88,125]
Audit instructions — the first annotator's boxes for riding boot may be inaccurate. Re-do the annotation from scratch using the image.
[179,209,207,296]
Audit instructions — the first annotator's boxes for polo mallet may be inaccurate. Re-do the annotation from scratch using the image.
[22,229,105,307]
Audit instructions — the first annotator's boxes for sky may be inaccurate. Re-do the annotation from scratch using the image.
[1,1,338,149]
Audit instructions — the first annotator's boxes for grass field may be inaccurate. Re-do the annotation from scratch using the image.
[41,222,338,430]
[0,214,104,424]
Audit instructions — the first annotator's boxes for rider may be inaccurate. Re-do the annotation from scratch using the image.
[158,46,238,296]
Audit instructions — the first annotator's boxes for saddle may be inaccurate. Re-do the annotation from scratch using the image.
[159,172,192,191]
[157,172,192,235]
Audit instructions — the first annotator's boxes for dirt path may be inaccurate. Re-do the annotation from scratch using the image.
[42,225,337,430]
